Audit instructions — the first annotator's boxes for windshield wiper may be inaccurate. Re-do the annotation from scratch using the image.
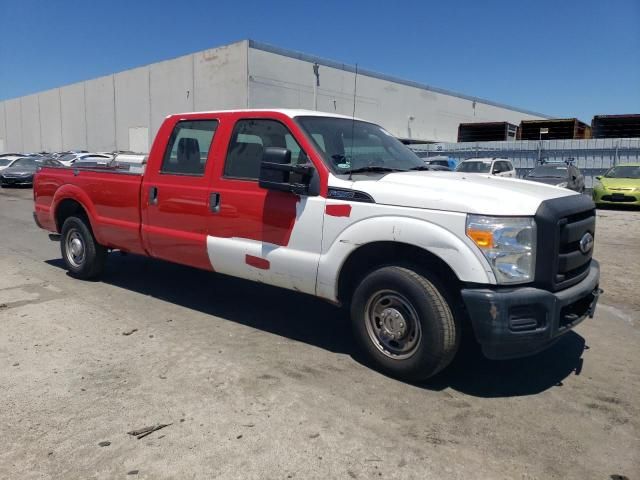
[408,166,433,171]
[344,166,406,174]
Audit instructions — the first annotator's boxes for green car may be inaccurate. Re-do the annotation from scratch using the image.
[593,163,640,207]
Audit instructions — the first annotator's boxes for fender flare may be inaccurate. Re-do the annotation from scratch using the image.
[51,185,104,243]
[316,215,495,302]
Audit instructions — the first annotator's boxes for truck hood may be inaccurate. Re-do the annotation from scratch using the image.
[330,171,577,216]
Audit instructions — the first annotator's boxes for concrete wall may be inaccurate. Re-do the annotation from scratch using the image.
[39,89,63,152]
[4,99,22,152]
[194,41,248,112]
[60,83,87,150]
[248,45,543,142]
[0,102,6,153]
[0,41,249,153]
[86,75,117,151]
[21,95,41,152]
[0,39,544,152]
[114,65,150,152]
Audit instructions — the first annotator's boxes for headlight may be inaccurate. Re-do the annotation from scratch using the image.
[466,215,536,284]
[556,182,568,188]
[593,178,602,189]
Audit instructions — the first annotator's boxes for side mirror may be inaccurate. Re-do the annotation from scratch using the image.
[595,175,602,180]
[258,147,315,195]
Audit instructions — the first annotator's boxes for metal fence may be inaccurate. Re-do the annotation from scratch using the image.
[410,138,640,188]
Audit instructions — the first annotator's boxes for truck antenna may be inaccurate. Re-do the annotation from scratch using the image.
[348,63,358,181]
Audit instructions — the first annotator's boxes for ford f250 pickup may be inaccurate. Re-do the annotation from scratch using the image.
[33,109,601,381]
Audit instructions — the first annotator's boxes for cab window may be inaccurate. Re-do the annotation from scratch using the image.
[224,119,308,180]
[161,120,218,175]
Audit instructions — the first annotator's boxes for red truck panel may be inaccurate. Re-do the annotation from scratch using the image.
[34,110,332,273]
[34,168,146,255]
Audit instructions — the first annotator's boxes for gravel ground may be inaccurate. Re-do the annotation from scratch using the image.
[0,186,638,480]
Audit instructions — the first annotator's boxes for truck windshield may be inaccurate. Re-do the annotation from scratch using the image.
[295,116,423,175]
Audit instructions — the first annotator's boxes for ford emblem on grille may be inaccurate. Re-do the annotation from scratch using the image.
[579,232,594,254]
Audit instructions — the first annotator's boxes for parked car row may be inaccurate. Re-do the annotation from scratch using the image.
[0,150,117,187]
[416,155,639,206]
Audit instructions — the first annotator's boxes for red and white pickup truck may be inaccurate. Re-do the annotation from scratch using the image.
[33,109,601,380]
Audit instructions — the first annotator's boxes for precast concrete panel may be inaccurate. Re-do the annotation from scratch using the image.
[248,53,380,126]
[150,54,194,139]
[0,101,7,152]
[194,41,248,111]
[60,83,87,150]
[5,98,23,152]
[86,75,116,151]
[20,94,41,152]
[248,46,543,142]
[114,66,150,152]
[39,89,63,152]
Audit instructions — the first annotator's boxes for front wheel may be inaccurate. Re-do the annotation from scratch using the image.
[60,216,107,279]
[350,266,459,381]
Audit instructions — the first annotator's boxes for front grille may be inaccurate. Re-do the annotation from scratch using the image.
[2,174,29,179]
[601,194,636,203]
[534,195,596,292]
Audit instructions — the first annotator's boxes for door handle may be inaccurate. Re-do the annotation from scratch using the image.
[209,192,221,213]
[149,186,158,206]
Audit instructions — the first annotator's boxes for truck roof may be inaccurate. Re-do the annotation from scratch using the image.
[168,108,364,122]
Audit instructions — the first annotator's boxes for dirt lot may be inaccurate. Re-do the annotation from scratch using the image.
[0,186,638,480]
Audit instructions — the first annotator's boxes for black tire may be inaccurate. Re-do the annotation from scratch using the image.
[350,266,458,382]
[60,216,107,279]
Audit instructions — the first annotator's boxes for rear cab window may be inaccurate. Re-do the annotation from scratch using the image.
[161,120,219,175]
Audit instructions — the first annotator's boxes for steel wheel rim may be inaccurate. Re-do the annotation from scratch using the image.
[364,289,422,360]
[65,229,86,268]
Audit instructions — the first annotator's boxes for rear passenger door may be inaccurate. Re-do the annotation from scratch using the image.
[141,119,219,270]
[205,118,325,295]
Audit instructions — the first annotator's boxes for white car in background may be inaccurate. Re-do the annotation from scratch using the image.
[456,157,516,178]
[0,155,25,172]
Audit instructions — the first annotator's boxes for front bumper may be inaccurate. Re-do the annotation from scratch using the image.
[1,175,34,186]
[593,188,640,206]
[461,260,601,359]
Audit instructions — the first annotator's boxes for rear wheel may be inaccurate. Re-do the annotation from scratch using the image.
[350,266,459,381]
[60,216,106,279]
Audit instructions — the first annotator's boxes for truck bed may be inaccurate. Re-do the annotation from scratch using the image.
[34,166,147,255]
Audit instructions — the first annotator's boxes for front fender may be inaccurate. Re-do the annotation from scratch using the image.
[316,215,495,302]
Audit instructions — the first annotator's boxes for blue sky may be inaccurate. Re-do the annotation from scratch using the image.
[1,0,638,121]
